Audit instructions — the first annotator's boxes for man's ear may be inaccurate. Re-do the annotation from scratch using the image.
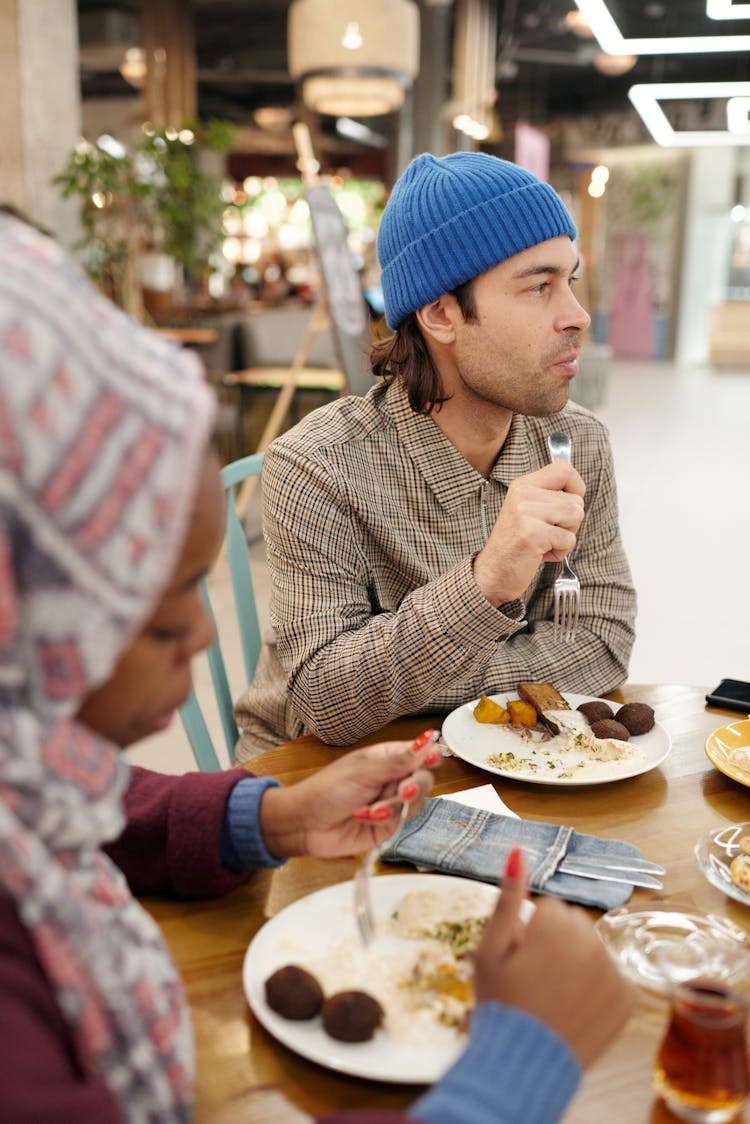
[416,295,459,346]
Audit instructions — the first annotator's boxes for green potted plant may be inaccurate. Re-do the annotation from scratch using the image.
[138,118,235,288]
[53,135,149,310]
[53,118,234,314]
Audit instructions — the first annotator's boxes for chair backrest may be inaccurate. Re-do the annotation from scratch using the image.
[179,452,264,770]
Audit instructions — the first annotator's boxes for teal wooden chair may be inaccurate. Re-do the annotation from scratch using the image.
[179,453,264,770]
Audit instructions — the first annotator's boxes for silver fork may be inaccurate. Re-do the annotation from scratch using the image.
[547,432,581,643]
[354,800,410,947]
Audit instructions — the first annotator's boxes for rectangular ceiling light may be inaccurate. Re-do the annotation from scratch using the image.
[707,0,750,18]
[575,0,750,52]
[629,81,750,145]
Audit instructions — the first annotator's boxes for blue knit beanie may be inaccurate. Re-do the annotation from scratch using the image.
[377,151,577,329]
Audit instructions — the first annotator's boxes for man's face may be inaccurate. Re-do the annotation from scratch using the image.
[76,453,225,747]
[447,235,591,418]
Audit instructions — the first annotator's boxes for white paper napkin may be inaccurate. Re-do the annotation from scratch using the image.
[435,784,519,819]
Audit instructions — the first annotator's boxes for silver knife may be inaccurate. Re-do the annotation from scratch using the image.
[560,856,666,876]
[559,861,663,891]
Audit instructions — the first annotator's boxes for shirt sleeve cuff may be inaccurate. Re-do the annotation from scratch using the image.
[428,557,528,645]
[411,1002,580,1124]
[221,777,287,870]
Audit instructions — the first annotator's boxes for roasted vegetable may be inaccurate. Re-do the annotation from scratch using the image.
[506,699,538,727]
[473,696,510,724]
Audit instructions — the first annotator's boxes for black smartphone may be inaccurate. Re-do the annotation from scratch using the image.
[705,679,750,713]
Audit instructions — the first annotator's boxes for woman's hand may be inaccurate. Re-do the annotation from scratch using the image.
[473,848,634,1069]
[258,733,439,860]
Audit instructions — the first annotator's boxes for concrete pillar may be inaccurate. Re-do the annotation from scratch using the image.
[0,0,81,247]
[675,147,736,367]
[412,0,452,159]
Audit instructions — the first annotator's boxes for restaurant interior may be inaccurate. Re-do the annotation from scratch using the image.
[4,3,750,1121]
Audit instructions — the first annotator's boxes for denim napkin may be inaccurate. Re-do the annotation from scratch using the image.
[380,796,646,910]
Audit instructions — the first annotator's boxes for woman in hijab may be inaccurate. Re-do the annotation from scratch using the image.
[0,211,631,1123]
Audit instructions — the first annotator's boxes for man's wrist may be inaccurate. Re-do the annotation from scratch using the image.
[472,550,514,608]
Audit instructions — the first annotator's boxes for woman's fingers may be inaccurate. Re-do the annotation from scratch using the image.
[351,731,439,821]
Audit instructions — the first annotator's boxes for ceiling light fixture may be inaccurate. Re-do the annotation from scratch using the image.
[119,46,146,89]
[592,52,638,75]
[452,112,491,140]
[564,9,595,38]
[253,106,294,131]
[629,80,750,145]
[707,0,750,17]
[341,21,364,49]
[288,0,419,117]
[451,0,498,147]
[335,117,388,146]
[574,0,750,52]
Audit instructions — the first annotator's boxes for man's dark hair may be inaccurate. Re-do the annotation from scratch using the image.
[370,277,478,414]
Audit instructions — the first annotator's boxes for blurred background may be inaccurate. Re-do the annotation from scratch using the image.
[3,1,749,770]
[4,0,750,374]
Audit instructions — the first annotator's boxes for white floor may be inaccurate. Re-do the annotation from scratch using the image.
[126,357,750,775]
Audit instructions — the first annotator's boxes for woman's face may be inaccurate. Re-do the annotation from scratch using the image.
[77,453,225,747]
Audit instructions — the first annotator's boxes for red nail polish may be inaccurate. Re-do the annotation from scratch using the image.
[400,781,419,801]
[505,846,524,882]
[412,729,438,752]
[370,805,393,822]
[353,807,375,821]
[424,749,441,767]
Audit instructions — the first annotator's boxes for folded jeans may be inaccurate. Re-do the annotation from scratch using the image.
[380,797,647,910]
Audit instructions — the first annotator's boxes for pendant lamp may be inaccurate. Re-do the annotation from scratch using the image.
[288,0,420,117]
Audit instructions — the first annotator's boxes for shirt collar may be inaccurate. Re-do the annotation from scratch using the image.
[379,379,534,508]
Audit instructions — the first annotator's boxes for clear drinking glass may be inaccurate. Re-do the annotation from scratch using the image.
[653,979,750,1123]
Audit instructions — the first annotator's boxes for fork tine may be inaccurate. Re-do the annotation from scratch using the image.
[570,588,580,640]
[563,587,580,642]
[354,800,412,947]
[354,850,377,946]
[564,593,575,642]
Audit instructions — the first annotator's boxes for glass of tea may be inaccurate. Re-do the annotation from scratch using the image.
[654,978,750,1122]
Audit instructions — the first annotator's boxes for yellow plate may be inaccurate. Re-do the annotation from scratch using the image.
[705,719,750,787]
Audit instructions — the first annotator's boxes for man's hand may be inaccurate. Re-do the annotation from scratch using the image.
[472,462,586,607]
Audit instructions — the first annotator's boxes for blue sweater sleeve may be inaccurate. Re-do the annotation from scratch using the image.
[220,776,287,870]
[411,1002,580,1124]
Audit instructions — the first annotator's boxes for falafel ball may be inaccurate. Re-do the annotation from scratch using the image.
[321,990,384,1042]
[265,964,325,1020]
[616,702,655,736]
[577,701,614,724]
[590,719,631,742]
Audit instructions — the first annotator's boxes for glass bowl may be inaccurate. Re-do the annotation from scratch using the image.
[596,904,750,995]
[695,821,750,908]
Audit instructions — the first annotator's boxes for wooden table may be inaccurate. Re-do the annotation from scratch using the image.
[150,326,220,346]
[143,686,750,1123]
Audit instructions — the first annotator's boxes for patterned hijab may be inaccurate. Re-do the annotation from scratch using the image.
[0,214,216,1120]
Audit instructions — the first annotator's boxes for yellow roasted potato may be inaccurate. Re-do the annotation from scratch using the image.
[473,696,510,724]
[506,699,538,727]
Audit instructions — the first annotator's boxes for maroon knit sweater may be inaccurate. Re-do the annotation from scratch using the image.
[0,766,418,1123]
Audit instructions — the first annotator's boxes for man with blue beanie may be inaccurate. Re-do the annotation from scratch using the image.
[235,151,635,755]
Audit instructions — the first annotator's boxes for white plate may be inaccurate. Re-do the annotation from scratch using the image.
[441,692,671,786]
[243,872,532,1084]
[695,821,750,908]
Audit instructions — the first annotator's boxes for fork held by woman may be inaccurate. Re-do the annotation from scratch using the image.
[547,432,581,642]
